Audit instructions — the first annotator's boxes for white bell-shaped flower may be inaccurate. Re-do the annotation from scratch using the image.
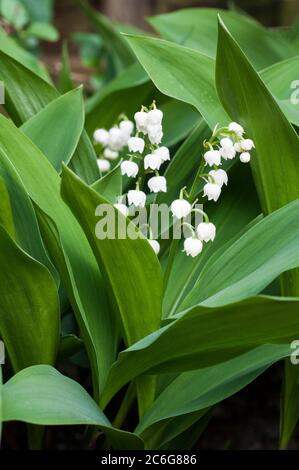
[103,148,119,160]
[154,146,170,162]
[240,138,255,151]
[170,199,192,219]
[147,108,163,126]
[147,175,167,193]
[94,128,109,146]
[128,136,145,154]
[114,203,129,217]
[127,190,146,207]
[209,169,228,187]
[97,159,111,173]
[121,160,139,178]
[148,124,163,145]
[228,122,244,137]
[119,120,134,136]
[108,127,125,151]
[220,137,236,160]
[148,239,160,255]
[203,182,221,202]
[144,153,162,170]
[134,111,148,134]
[196,222,216,242]
[240,152,251,163]
[204,149,221,166]
[184,237,203,257]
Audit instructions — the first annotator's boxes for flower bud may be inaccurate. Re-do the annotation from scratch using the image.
[228,122,244,137]
[240,139,255,151]
[94,128,109,146]
[103,148,119,160]
[240,152,251,163]
[109,127,125,151]
[119,120,134,136]
[184,237,203,257]
[97,158,111,173]
[147,175,167,193]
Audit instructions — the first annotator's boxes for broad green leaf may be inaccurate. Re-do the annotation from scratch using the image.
[19,0,54,23]
[0,367,2,442]
[61,165,162,346]
[85,62,153,135]
[2,365,143,450]
[61,166,163,414]
[216,19,299,215]
[0,150,58,284]
[21,88,84,172]
[0,49,98,183]
[126,34,228,129]
[0,115,115,399]
[0,27,50,82]
[181,199,299,309]
[137,344,291,436]
[260,56,299,127]
[1,0,29,29]
[58,42,74,94]
[0,178,15,239]
[149,9,297,70]
[161,100,200,148]
[216,18,299,446]
[92,164,122,203]
[78,0,135,73]
[0,226,59,372]
[163,165,260,317]
[101,296,299,407]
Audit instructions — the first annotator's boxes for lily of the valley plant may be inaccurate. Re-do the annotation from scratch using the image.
[1,2,299,452]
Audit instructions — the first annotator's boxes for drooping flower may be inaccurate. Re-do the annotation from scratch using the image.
[119,120,134,136]
[240,152,251,163]
[147,108,163,126]
[147,124,163,145]
[108,127,126,151]
[228,122,244,137]
[121,160,139,178]
[147,175,167,193]
[170,199,192,219]
[196,222,216,242]
[154,146,170,162]
[114,203,129,217]
[184,237,203,257]
[204,149,222,166]
[148,239,160,255]
[220,137,236,160]
[94,128,109,146]
[203,182,221,202]
[240,139,255,151]
[144,153,162,170]
[128,136,145,153]
[209,169,228,187]
[127,190,146,207]
[134,111,148,133]
[103,148,119,160]
[97,159,111,173]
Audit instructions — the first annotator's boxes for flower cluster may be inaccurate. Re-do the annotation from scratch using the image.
[173,121,255,258]
[93,117,134,173]
[93,108,255,259]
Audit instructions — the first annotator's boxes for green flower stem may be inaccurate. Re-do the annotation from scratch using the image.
[163,229,181,294]
[112,382,136,429]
